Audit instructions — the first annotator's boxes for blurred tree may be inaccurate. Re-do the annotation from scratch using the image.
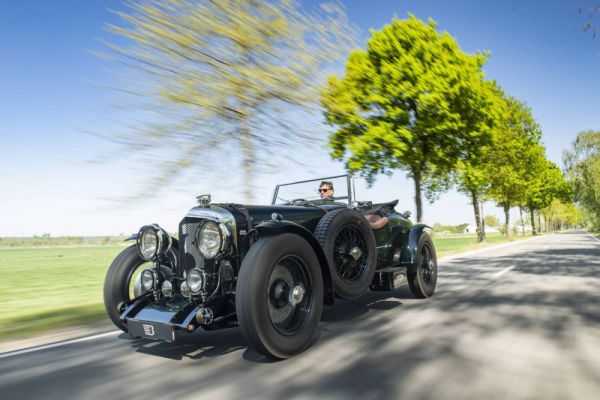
[321,15,493,222]
[101,0,356,201]
[564,130,600,229]
[581,5,600,37]
[483,215,498,227]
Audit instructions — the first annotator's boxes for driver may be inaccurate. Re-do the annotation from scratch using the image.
[318,181,334,199]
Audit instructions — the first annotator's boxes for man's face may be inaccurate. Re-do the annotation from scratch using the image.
[319,185,333,198]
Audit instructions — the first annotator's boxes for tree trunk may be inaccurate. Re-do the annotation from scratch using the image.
[471,191,484,242]
[414,170,423,223]
[240,116,255,203]
[480,200,486,240]
[504,204,511,238]
[530,207,536,235]
[538,211,542,233]
[519,206,525,236]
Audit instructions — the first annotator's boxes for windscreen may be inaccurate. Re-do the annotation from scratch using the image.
[273,176,350,205]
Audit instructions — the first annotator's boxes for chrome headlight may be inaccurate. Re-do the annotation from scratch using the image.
[141,269,157,291]
[186,268,206,294]
[161,280,173,297]
[136,224,172,261]
[196,220,229,259]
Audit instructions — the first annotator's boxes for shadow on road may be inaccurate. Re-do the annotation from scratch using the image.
[122,286,412,362]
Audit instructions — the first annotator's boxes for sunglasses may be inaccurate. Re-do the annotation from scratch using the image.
[318,188,332,193]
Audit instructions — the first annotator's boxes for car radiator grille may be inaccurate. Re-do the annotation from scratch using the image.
[180,218,205,274]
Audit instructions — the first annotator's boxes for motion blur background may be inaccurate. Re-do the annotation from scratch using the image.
[1,0,598,236]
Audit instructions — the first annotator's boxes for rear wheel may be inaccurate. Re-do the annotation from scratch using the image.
[408,233,437,298]
[314,208,377,299]
[236,233,323,359]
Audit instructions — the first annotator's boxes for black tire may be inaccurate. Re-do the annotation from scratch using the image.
[408,233,437,298]
[103,245,177,331]
[236,233,323,359]
[314,208,377,299]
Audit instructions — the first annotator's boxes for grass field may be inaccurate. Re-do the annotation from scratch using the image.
[0,245,127,339]
[0,232,537,340]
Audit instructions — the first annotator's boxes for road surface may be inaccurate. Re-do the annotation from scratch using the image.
[1,231,599,399]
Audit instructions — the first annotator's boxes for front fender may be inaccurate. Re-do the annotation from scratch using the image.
[402,224,432,274]
[255,221,335,305]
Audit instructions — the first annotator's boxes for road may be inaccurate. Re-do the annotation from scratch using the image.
[1,231,599,400]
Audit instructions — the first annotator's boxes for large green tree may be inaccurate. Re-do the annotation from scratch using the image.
[102,0,355,201]
[564,130,600,229]
[321,15,493,222]
[487,96,542,237]
[455,81,505,242]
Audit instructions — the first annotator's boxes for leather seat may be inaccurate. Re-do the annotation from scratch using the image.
[365,214,389,230]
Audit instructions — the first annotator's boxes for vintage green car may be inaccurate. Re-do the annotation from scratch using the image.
[103,175,437,359]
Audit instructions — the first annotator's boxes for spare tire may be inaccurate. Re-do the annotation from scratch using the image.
[314,208,377,299]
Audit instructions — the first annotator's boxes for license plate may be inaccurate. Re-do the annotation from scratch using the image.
[127,319,175,342]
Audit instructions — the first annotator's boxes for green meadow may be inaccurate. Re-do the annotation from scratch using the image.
[0,232,536,340]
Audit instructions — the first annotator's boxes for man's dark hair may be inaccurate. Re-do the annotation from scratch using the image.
[319,181,333,189]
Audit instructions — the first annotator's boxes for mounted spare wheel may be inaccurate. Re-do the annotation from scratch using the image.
[314,208,377,299]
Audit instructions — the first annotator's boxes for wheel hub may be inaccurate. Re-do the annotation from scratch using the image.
[289,285,305,307]
[349,246,363,261]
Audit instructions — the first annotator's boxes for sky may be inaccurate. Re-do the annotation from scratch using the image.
[1,0,599,236]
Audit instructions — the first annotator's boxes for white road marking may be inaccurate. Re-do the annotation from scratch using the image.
[0,330,120,360]
[585,231,600,242]
[491,264,517,279]
[543,246,550,250]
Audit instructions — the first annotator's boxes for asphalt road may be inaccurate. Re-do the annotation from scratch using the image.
[1,231,599,400]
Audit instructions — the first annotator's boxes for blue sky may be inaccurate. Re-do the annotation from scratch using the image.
[1,0,599,236]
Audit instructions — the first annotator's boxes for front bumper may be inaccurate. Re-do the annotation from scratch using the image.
[120,295,200,341]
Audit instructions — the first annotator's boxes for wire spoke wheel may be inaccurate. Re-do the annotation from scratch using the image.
[408,232,438,299]
[334,226,369,283]
[314,208,376,299]
[420,244,434,285]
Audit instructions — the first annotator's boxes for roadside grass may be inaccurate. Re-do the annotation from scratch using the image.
[0,232,540,340]
[433,231,539,258]
[0,245,127,339]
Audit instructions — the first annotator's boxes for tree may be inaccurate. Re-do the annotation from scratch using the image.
[564,130,600,229]
[487,95,541,237]
[455,81,505,242]
[321,15,493,222]
[102,0,355,201]
[524,159,570,234]
[484,215,498,227]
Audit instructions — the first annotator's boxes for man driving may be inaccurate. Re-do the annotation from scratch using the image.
[318,181,334,199]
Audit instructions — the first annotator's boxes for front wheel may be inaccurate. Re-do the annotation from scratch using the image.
[236,233,323,359]
[408,233,437,298]
[103,244,177,331]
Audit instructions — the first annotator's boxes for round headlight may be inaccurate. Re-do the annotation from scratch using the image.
[197,220,225,259]
[141,269,156,291]
[186,268,206,294]
[161,280,173,297]
[180,281,191,298]
[136,224,172,261]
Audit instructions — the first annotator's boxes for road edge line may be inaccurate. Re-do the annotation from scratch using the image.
[0,330,120,360]
[439,232,556,262]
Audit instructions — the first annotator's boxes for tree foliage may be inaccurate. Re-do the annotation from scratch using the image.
[321,15,493,222]
[485,95,542,236]
[564,130,600,229]
[102,0,356,201]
